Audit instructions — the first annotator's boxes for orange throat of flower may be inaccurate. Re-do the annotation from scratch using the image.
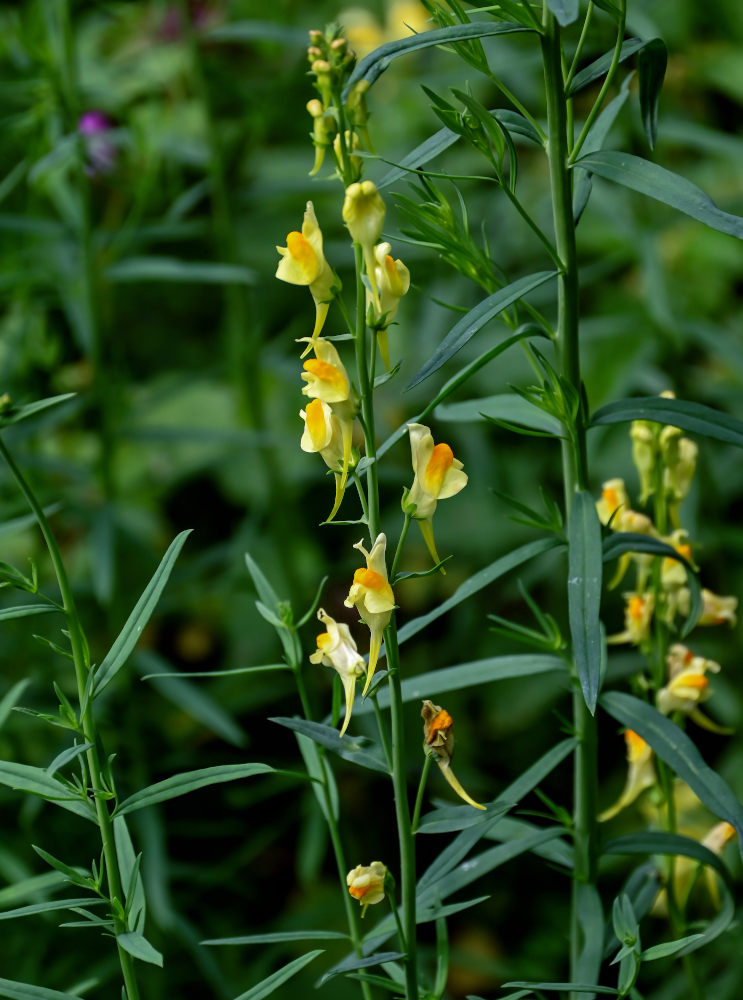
[424,443,454,496]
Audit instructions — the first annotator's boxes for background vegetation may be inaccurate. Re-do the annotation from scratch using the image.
[1,0,742,997]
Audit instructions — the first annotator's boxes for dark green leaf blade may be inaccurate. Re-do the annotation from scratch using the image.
[0,762,94,822]
[591,395,743,446]
[116,931,163,967]
[345,23,534,91]
[232,949,324,1000]
[406,271,557,389]
[603,831,732,883]
[270,717,389,774]
[115,763,277,816]
[203,930,348,946]
[573,151,743,240]
[601,692,743,859]
[94,530,192,695]
[545,0,579,27]
[0,979,85,1000]
[0,604,59,622]
[319,952,406,986]
[568,491,603,712]
[567,38,644,95]
[0,394,76,429]
[638,38,667,148]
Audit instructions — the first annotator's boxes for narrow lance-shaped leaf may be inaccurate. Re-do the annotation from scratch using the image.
[568,490,603,713]
[603,831,732,884]
[0,979,86,1000]
[407,271,556,389]
[638,38,667,149]
[601,692,743,860]
[0,604,59,622]
[573,151,743,241]
[0,393,76,429]
[232,949,324,1000]
[115,763,278,816]
[344,22,534,91]
[116,931,163,967]
[94,530,192,695]
[545,0,579,27]
[0,762,94,822]
[591,395,743,447]
[567,38,644,95]
[270,717,389,774]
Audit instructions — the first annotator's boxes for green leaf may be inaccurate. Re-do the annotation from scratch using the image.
[574,77,632,222]
[0,394,76,429]
[107,257,256,285]
[642,935,704,961]
[94,530,192,695]
[356,654,565,715]
[600,692,743,859]
[0,871,70,908]
[638,39,667,149]
[0,979,85,1000]
[406,271,556,389]
[0,679,30,731]
[436,393,563,435]
[591,395,743,447]
[573,151,743,240]
[395,537,563,649]
[203,930,348,946]
[602,831,732,884]
[204,21,307,44]
[418,895,491,923]
[116,931,163,967]
[345,23,534,90]
[231,949,323,1000]
[113,816,146,933]
[504,984,619,995]
[574,883,603,1000]
[270,717,388,774]
[0,762,94,822]
[545,0,579,27]
[0,897,105,920]
[320,952,406,986]
[0,604,59,621]
[115,763,277,816]
[567,39,644,95]
[568,491,603,713]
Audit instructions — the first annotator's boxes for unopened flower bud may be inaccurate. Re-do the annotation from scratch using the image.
[630,421,657,503]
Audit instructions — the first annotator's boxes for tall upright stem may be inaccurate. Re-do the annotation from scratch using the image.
[541,14,597,997]
[0,437,141,1000]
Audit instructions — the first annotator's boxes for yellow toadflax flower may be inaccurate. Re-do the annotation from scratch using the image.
[403,423,468,571]
[344,533,395,695]
[309,608,366,736]
[299,399,354,522]
[421,700,485,810]
[301,337,352,403]
[596,478,630,526]
[342,181,386,310]
[599,729,656,822]
[607,592,654,646]
[367,242,410,371]
[697,588,738,627]
[656,643,722,729]
[346,861,387,916]
[276,201,336,347]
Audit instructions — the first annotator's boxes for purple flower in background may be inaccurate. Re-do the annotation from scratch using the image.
[77,110,116,176]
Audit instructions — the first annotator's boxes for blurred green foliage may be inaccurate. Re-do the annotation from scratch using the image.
[0,0,742,997]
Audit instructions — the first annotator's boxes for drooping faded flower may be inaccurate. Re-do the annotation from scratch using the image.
[344,533,395,695]
[276,201,336,344]
[346,861,387,916]
[309,608,366,736]
[421,699,485,810]
[403,423,468,571]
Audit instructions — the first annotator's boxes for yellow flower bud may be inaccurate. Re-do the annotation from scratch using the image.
[342,181,386,309]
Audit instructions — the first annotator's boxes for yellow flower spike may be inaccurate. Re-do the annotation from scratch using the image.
[344,533,395,695]
[366,242,411,371]
[346,861,387,917]
[421,700,486,810]
[276,202,335,345]
[299,399,354,522]
[301,338,351,403]
[657,643,721,717]
[342,181,386,311]
[598,729,656,822]
[404,423,468,573]
[309,608,366,736]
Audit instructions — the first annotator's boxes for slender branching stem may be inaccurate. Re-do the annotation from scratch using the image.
[0,437,141,1000]
[411,754,433,834]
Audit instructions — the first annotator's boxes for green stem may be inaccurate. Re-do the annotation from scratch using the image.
[385,622,418,1000]
[372,695,394,772]
[353,243,380,540]
[294,661,373,1000]
[411,754,433,834]
[541,15,597,1000]
[391,513,412,582]
[0,437,141,1000]
[568,0,627,164]
[564,2,595,92]
[387,886,408,951]
[501,185,563,270]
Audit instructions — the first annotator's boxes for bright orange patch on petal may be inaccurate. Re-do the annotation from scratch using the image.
[316,631,332,651]
[676,544,692,561]
[287,231,317,272]
[625,729,648,761]
[354,568,387,591]
[679,674,709,690]
[305,399,329,448]
[303,359,347,393]
[424,443,454,496]
[348,883,369,899]
[628,596,645,622]
[426,709,453,744]
[602,486,619,512]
